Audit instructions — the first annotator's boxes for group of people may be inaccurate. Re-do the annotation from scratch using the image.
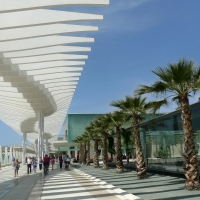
[26,157,38,174]
[11,154,71,177]
[58,155,71,169]
[26,156,56,174]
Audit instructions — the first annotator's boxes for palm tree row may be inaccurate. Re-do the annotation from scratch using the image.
[74,58,200,190]
[74,96,157,176]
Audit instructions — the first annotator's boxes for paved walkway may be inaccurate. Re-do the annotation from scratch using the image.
[0,164,141,200]
[73,164,200,200]
[1,163,200,200]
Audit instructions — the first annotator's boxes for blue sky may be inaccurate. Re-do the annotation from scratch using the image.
[1,0,200,146]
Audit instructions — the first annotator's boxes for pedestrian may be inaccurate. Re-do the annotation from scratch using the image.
[43,154,50,174]
[13,159,20,177]
[51,157,55,170]
[32,160,37,173]
[12,156,15,165]
[39,157,43,170]
[59,156,63,169]
[64,155,71,169]
[27,156,32,174]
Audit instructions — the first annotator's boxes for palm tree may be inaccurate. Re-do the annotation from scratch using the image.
[111,96,155,178]
[73,136,84,164]
[135,58,200,190]
[107,136,115,162]
[121,128,134,164]
[94,116,110,170]
[105,111,130,173]
[82,132,91,166]
[73,136,87,164]
[87,121,101,168]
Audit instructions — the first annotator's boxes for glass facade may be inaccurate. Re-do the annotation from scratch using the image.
[67,114,105,143]
[140,102,200,168]
[66,113,164,143]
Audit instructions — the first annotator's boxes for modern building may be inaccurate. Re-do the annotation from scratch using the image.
[53,114,104,158]
[139,102,200,169]
[53,113,164,157]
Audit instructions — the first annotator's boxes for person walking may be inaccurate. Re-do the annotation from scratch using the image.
[13,159,20,177]
[64,155,71,169]
[12,156,15,165]
[32,160,37,173]
[59,156,63,169]
[50,157,55,170]
[27,157,32,174]
[39,157,43,170]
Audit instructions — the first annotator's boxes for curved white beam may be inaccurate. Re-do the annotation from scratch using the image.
[3,46,91,58]
[0,10,103,30]
[0,36,94,52]
[0,0,109,13]
[0,24,98,42]
[0,0,109,147]
[9,55,87,65]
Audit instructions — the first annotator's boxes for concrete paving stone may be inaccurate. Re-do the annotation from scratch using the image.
[72,163,200,200]
[2,163,200,200]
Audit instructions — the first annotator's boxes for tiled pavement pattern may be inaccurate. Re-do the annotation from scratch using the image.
[0,164,42,200]
[72,164,200,200]
[40,168,140,200]
[1,163,200,200]
[0,164,140,200]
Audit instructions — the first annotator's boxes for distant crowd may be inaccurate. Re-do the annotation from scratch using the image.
[11,154,74,177]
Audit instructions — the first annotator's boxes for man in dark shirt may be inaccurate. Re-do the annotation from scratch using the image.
[43,154,50,169]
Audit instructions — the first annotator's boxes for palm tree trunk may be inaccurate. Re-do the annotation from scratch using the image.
[83,143,86,165]
[79,143,82,164]
[111,153,113,161]
[133,116,147,178]
[102,131,109,170]
[116,127,124,173]
[180,96,200,190]
[86,140,90,166]
[93,139,99,168]
[132,146,135,159]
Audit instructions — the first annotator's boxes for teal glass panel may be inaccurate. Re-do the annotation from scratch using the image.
[67,114,104,143]
[58,146,79,151]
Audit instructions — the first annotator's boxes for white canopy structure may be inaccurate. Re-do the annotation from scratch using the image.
[0,0,109,163]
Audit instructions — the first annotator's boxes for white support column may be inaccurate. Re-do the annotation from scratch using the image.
[9,147,13,163]
[75,150,78,159]
[45,139,49,155]
[41,112,44,158]
[15,151,18,160]
[5,147,8,165]
[22,133,27,165]
[35,140,38,159]
[13,148,16,159]
[0,145,2,168]
[38,111,44,159]
[19,151,22,162]
[17,151,19,160]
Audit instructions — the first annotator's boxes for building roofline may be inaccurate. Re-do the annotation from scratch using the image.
[140,101,200,126]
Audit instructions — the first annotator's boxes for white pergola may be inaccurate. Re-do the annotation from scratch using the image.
[0,0,109,164]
